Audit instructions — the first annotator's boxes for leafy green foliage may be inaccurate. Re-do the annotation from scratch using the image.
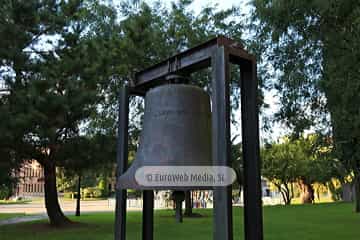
[0,0,245,223]
[89,0,245,142]
[0,0,118,168]
[231,136,243,191]
[250,0,360,209]
[261,134,340,204]
[0,0,119,225]
[261,138,301,204]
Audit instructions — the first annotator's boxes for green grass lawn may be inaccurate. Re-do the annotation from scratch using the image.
[0,213,25,221]
[0,202,359,240]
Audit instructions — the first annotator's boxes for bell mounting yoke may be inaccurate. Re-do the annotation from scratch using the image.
[114,35,263,240]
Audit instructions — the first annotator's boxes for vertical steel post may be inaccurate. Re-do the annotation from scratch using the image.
[212,46,233,240]
[114,86,129,240]
[142,190,154,240]
[240,60,263,240]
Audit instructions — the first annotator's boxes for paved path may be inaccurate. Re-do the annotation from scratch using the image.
[0,214,48,226]
[0,199,118,214]
[0,199,143,226]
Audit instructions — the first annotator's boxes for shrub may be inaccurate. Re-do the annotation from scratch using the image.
[0,184,12,200]
[83,187,102,198]
[63,192,74,199]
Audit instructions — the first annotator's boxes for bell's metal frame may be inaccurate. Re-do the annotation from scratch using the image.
[114,36,263,240]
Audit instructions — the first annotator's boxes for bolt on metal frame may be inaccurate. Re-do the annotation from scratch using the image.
[114,36,263,240]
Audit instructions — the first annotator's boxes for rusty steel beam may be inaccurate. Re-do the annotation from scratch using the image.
[133,36,255,90]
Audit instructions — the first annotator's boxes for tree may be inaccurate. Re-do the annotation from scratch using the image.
[89,0,246,137]
[0,0,118,226]
[0,139,19,200]
[231,137,243,197]
[261,135,339,204]
[0,0,247,226]
[93,0,246,221]
[88,0,247,201]
[261,139,300,205]
[250,0,360,211]
[58,134,116,216]
[295,135,340,203]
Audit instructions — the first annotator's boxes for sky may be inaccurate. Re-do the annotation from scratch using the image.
[189,0,251,14]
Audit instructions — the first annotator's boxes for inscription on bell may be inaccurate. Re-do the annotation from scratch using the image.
[151,110,210,118]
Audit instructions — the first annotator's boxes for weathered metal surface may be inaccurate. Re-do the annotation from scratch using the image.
[114,86,129,240]
[142,190,154,240]
[117,84,212,190]
[212,47,233,240]
[133,35,254,91]
[241,62,263,240]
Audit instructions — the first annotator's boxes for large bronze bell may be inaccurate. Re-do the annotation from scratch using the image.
[117,83,212,190]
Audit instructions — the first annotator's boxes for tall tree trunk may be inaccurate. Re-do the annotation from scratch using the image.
[316,187,321,202]
[172,191,184,223]
[184,190,192,216]
[299,179,314,204]
[275,184,290,205]
[44,161,70,226]
[75,175,81,217]
[354,174,360,213]
[284,183,291,205]
[274,183,290,205]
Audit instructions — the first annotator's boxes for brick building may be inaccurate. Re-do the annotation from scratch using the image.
[14,160,45,197]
